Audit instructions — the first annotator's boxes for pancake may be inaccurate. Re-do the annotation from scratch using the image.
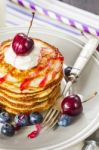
[0,85,59,105]
[0,86,60,114]
[0,38,64,114]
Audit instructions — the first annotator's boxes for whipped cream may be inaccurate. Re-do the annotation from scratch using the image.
[4,42,42,70]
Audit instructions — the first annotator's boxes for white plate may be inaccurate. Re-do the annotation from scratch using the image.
[0,27,99,150]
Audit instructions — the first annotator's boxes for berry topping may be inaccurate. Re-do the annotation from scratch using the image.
[0,74,8,84]
[61,94,83,116]
[1,123,15,137]
[28,130,39,139]
[64,66,72,77]
[27,124,42,139]
[39,75,48,88]
[29,112,43,125]
[14,114,29,127]
[35,124,42,132]
[0,112,10,123]
[58,114,72,126]
[12,33,34,56]
[20,77,32,91]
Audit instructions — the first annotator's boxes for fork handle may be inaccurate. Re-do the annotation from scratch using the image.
[81,141,98,150]
[71,38,99,76]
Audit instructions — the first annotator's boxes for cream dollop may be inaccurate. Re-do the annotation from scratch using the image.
[4,42,41,70]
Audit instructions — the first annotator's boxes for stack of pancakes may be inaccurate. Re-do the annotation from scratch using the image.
[0,39,64,114]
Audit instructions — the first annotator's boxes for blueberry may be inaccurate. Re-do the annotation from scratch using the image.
[0,108,2,113]
[0,112,10,123]
[29,112,43,125]
[1,123,15,137]
[14,114,29,127]
[64,66,72,77]
[58,114,72,127]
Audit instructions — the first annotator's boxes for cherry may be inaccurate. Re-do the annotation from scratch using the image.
[12,12,35,56]
[96,44,99,52]
[12,33,34,56]
[61,94,83,116]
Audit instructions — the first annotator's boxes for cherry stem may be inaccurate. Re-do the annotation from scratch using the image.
[83,91,97,103]
[27,12,35,36]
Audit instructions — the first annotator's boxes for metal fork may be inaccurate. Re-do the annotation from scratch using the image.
[42,89,65,129]
[42,38,99,130]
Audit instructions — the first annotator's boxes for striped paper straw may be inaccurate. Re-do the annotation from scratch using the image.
[9,0,99,36]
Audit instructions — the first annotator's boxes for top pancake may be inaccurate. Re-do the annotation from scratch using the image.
[0,39,64,93]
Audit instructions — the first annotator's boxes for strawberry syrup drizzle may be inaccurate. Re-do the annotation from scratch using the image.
[41,47,60,60]
[20,50,64,91]
[35,124,42,132]
[20,65,47,91]
[28,130,39,139]
[20,78,32,91]
[56,56,64,61]
[0,44,14,84]
[0,54,3,61]
[27,124,42,139]
[48,56,64,62]
[39,75,48,88]
[0,57,3,61]
[0,74,8,83]
[52,71,57,79]
[0,68,14,84]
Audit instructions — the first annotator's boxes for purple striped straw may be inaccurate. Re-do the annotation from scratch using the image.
[9,0,99,36]
[17,0,24,6]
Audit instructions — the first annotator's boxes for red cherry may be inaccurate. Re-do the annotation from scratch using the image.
[61,94,83,116]
[12,33,34,56]
[97,44,99,52]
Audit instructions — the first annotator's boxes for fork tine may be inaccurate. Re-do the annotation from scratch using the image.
[42,109,57,127]
[42,85,67,129]
[48,111,59,129]
[42,108,53,124]
[50,118,59,130]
